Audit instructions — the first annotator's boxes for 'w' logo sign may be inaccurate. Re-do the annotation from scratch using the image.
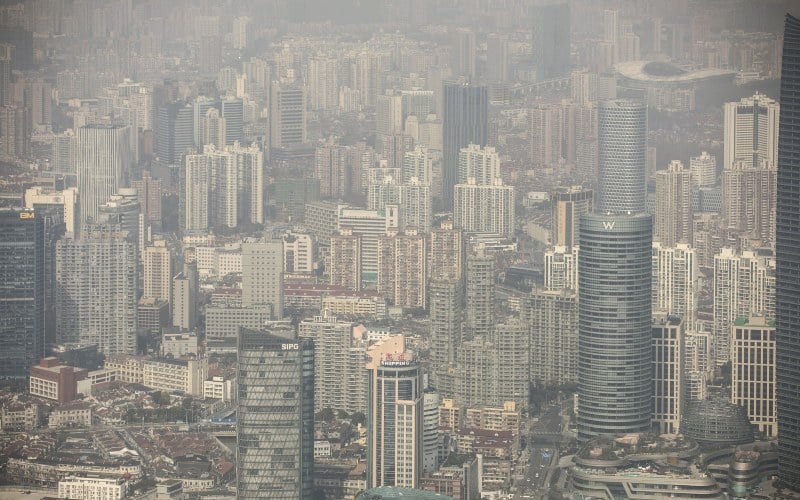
[602,221,615,230]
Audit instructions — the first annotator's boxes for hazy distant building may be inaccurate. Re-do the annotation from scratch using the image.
[76,125,132,224]
[377,228,427,309]
[429,220,463,280]
[172,266,197,331]
[578,213,653,442]
[465,245,494,338]
[532,3,571,80]
[690,151,717,188]
[723,92,779,170]
[529,104,564,169]
[338,207,397,283]
[452,28,476,80]
[428,276,462,397]
[721,159,777,245]
[495,319,530,408]
[143,240,172,304]
[597,100,647,214]
[237,325,314,498]
[458,144,500,186]
[155,101,193,166]
[487,33,510,83]
[131,171,162,225]
[442,83,487,209]
[269,81,306,149]
[655,160,693,246]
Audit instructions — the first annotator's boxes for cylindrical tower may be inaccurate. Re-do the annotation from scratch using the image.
[597,99,647,214]
[577,213,653,442]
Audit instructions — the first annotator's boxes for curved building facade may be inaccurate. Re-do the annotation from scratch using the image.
[577,213,653,442]
[597,100,647,214]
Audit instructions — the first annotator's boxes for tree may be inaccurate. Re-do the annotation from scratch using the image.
[350,411,366,426]
[316,407,335,423]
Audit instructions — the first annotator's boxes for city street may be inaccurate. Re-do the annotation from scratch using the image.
[514,404,564,499]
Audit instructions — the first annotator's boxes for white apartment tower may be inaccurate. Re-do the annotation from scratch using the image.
[76,124,132,224]
[723,92,779,170]
[241,239,284,319]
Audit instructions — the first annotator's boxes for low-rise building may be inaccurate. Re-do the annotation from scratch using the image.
[0,403,40,431]
[203,376,235,402]
[29,358,88,404]
[143,358,208,396]
[49,402,93,428]
[162,329,199,358]
[58,475,126,499]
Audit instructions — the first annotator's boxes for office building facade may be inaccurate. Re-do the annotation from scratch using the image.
[577,213,653,442]
[442,83,487,209]
[76,124,132,224]
[776,13,800,488]
[237,325,314,498]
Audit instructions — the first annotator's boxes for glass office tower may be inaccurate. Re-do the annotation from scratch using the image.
[597,99,647,214]
[442,82,487,209]
[776,12,800,492]
[237,325,314,498]
[577,213,653,442]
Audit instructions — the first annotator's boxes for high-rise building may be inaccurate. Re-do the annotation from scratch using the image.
[172,264,197,331]
[130,171,162,225]
[184,153,211,231]
[398,179,431,233]
[315,144,348,199]
[457,144,500,186]
[712,248,775,366]
[655,160,693,246]
[76,125,132,224]
[651,314,685,434]
[220,96,244,145]
[198,107,226,148]
[494,319,529,408]
[236,324,314,498]
[338,207,397,283]
[532,3,571,80]
[269,82,306,149]
[550,186,593,248]
[452,28,476,80]
[0,208,62,378]
[428,276,462,397]
[299,313,366,415]
[241,239,284,319]
[376,92,404,138]
[544,245,579,292]
[453,178,515,238]
[465,245,494,338]
[776,13,800,488]
[377,228,427,309]
[486,33,510,83]
[429,220,463,280]
[308,55,338,112]
[24,186,79,236]
[577,213,653,442]
[652,243,697,328]
[529,104,564,169]
[329,227,362,291]
[367,336,422,488]
[523,289,578,387]
[690,151,717,188]
[731,316,776,438]
[721,159,777,245]
[143,240,172,303]
[597,100,647,214]
[56,225,137,355]
[442,83,487,209]
[155,101,193,166]
[723,92,779,170]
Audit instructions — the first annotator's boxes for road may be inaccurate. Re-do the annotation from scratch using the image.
[514,404,563,499]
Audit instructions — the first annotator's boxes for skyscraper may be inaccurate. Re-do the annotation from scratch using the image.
[465,245,495,339]
[442,83,487,209]
[777,12,800,487]
[654,160,693,246]
[428,276,461,397]
[269,82,306,150]
[597,100,647,214]
[367,336,422,488]
[532,3,571,80]
[76,124,132,224]
[0,208,61,379]
[577,213,652,442]
[651,314,685,434]
[723,92,779,170]
[236,324,314,498]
